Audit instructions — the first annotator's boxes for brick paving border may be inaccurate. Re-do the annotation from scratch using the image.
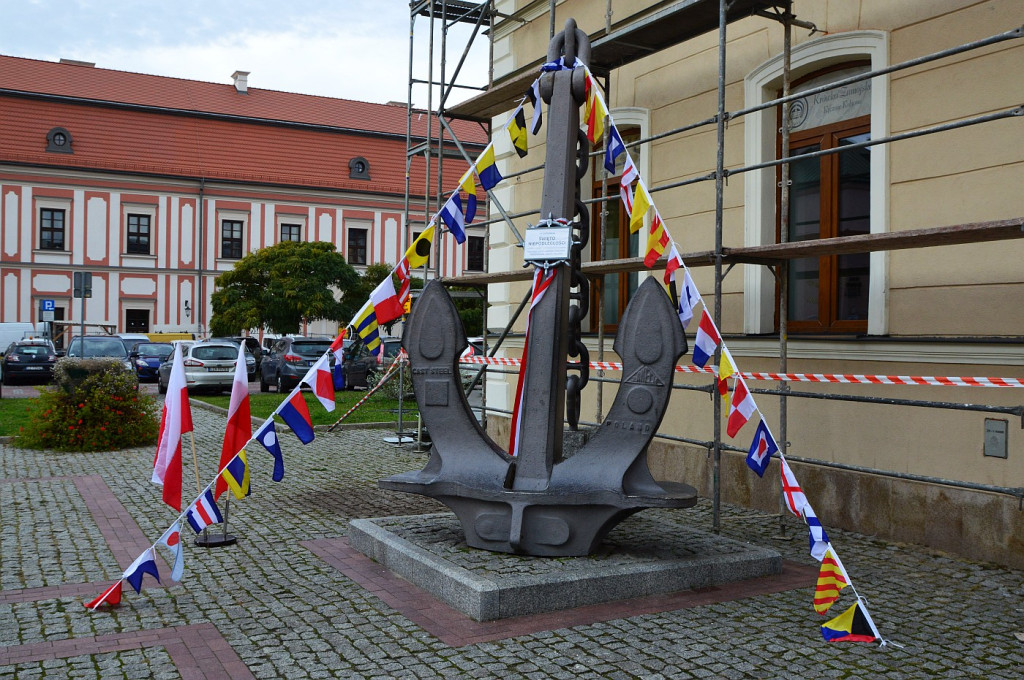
[0,623,254,679]
[1,474,250,678]
[303,536,818,647]
[0,473,168,604]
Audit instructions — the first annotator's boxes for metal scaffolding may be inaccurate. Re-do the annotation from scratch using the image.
[409,1,1024,526]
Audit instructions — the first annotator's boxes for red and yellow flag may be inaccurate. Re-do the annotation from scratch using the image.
[814,547,850,614]
[643,212,671,267]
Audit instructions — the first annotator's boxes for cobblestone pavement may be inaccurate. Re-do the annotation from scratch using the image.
[2,405,1024,679]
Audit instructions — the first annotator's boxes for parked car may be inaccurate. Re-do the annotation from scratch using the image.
[209,336,263,370]
[158,342,254,394]
[66,336,136,372]
[117,333,151,353]
[340,336,402,389]
[259,336,334,393]
[131,342,173,382]
[1,338,57,384]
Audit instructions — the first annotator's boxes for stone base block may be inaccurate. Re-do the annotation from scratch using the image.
[349,512,782,621]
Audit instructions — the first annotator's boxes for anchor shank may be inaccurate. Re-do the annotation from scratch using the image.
[512,29,586,492]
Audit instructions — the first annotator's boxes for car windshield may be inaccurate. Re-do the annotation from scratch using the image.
[192,346,237,361]
[136,343,172,356]
[75,339,127,357]
[291,341,332,354]
[382,340,402,357]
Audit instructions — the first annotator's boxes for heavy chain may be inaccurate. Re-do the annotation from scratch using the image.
[566,128,591,430]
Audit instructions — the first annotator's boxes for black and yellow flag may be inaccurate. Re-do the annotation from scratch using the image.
[507,107,528,158]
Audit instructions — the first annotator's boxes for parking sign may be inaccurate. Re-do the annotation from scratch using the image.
[41,299,55,312]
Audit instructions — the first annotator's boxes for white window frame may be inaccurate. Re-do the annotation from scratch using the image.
[34,196,72,256]
[743,30,889,335]
[276,213,306,243]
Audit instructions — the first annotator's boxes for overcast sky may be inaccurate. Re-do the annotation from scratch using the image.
[0,0,490,105]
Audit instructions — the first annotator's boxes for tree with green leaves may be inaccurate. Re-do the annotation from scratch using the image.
[210,240,361,336]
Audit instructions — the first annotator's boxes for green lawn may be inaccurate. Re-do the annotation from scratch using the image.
[0,390,417,438]
[0,396,42,437]
[192,391,417,426]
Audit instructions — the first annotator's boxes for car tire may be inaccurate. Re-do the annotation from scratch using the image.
[259,372,269,393]
[158,379,167,394]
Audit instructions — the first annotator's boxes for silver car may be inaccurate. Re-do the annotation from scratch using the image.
[158,342,253,394]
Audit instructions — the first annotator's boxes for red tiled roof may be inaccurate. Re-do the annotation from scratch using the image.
[0,55,489,194]
[0,55,487,143]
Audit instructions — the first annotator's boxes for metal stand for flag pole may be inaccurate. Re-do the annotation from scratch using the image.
[194,496,237,548]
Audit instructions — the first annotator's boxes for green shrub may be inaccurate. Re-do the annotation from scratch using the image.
[17,358,159,451]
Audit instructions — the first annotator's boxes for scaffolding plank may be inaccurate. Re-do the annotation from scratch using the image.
[447,0,783,120]
[442,218,1024,285]
[413,0,489,25]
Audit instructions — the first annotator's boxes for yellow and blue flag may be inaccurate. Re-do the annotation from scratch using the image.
[354,304,381,356]
[475,144,503,191]
[221,449,251,500]
[507,107,528,158]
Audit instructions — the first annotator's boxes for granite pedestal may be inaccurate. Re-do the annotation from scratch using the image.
[349,512,782,621]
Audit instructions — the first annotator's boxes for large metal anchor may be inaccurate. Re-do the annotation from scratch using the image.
[380,19,697,557]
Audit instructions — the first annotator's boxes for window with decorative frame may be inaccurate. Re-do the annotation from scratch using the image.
[39,208,66,250]
[126,213,151,255]
[778,63,871,334]
[280,222,302,242]
[347,227,367,265]
[221,219,244,259]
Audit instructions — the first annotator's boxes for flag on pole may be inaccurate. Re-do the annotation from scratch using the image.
[254,420,285,482]
[643,211,671,267]
[214,342,251,500]
[814,546,850,614]
[186,489,224,534]
[781,457,808,517]
[158,521,185,582]
[123,548,160,594]
[629,181,651,234]
[821,601,878,643]
[475,144,503,190]
[746,419,778,477]
[526,80,542,134]
[152,342,193,512]
[439,191,466,244]
[726,374,757,438]
[370,277,405,326]
[803,503,830,561]
[507,107,528,158]
[84,580,123,610]
[605,125,626,174]
[279,390,315,444]
[353,304,381,356]
[691,310,721,367]
[302,354,335,412]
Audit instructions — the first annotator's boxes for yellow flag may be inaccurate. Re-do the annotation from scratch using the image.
[405,224,434,270]
[222,449,251,500]
[718,346,736,410]
[630,182,651,233]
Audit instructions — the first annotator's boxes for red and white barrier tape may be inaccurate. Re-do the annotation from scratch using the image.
[457,355,1024,388]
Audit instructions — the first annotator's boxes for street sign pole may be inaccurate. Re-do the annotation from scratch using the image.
[73,272,92,349]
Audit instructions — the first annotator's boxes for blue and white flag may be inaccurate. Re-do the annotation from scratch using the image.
[123,548,160,594]
[604,125,626,174]
[804,503,830,562]
[439,192,466,243]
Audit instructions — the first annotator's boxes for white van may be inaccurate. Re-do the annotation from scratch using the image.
[0,323,42,354]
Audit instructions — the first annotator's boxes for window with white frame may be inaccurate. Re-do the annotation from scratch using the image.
[221,219,244,259]
[39,207,66,250]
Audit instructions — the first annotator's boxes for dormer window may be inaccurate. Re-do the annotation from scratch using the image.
[349,157,370,180]
[46,127,73,154]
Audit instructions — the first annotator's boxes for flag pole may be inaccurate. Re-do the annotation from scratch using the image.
[188,431,201,497]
